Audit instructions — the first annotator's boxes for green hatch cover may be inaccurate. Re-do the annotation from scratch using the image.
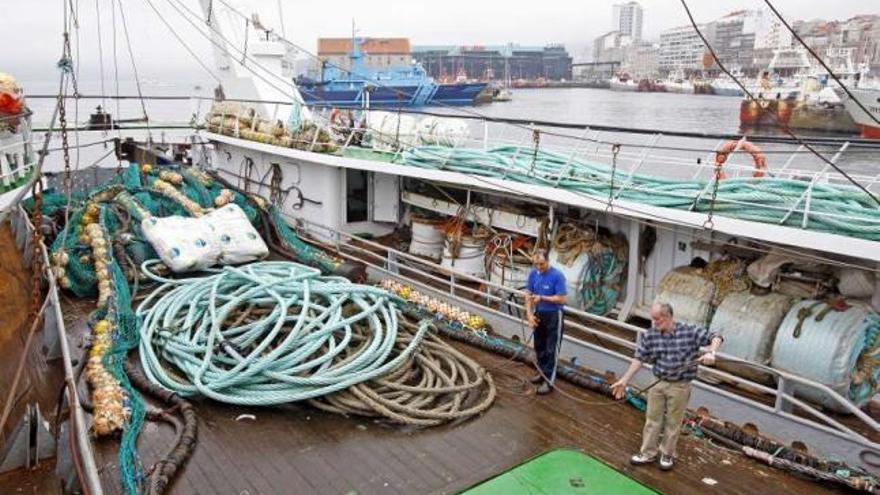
[461,448,660,495]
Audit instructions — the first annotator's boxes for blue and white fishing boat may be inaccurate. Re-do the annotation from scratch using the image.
[296,37,486,108]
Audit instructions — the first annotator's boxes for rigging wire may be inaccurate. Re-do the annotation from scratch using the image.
[161,0,307,105]
[94,0,107,110]
[209,0,880,203]
[114,0,152,142]
[677,0,880,206]
[110,0,123,168]
[141,0,222,83]
[761,0,880,128]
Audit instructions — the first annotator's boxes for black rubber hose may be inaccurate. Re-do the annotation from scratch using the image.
[123,360,198,495]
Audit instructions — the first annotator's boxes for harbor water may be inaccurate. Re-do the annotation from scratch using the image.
[21,79,880,179]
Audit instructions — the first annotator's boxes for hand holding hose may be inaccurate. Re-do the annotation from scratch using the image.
[610,379,628,400]
[698,350,717,366]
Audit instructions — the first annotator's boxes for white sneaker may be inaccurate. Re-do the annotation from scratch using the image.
[659,454,674,471]
[629,453,656,465]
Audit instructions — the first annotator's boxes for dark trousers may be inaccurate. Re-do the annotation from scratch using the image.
[533,310,563,383]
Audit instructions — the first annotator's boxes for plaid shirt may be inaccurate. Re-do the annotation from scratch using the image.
[635,322,719,382]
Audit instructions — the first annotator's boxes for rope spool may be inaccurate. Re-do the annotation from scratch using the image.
[771,300,880,412]
[709,291,794,383]
[654,267,716,327]
[440,214,489,278]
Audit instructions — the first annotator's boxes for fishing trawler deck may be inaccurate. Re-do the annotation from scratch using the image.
[78,325,842,495]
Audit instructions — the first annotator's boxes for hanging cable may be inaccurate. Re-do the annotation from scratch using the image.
[677,0,880,207]
[209,0,880,202]
[115,0,152,142]
[141,0,221,83]
[94,0,107,110]
[762,0,880,128]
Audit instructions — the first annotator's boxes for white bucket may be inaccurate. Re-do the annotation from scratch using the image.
[441,235,486,279]
[409,218,445,261]
[487,255,531,291]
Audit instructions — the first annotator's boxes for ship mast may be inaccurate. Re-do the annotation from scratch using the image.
[196,0,311,121]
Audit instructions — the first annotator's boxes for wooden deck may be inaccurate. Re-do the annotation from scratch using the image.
[90,342,845,495]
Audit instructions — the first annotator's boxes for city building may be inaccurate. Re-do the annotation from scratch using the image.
[592,31,633,64]
[710,11,759,73]
[658,24,712,73]
[623,42,660,77]
[412,44,573,81]
[612,2,644,41]
[316,38,412,74]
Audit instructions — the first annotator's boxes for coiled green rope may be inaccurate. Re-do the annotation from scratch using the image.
[136,261,429,405]
[401,146,880,241]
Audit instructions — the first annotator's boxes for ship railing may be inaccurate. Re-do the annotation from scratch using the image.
[10,205,104,494]
[288,214,880,466]
[306,116,880,231]
[304,107,879,192]
[203,100,880,232]
[0,111,36,191]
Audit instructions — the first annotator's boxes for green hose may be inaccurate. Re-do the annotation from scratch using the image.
[400,146,880,241]
[136,260,429,405]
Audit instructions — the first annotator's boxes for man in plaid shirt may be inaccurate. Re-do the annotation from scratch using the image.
[611,302,723,471]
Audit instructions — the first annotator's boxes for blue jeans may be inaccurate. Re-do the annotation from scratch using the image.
[534,310,563,383]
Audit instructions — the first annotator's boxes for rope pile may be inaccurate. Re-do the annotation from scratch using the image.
[137,261,496,424]
[309,320,496,426]
[137,261,425,404]
[401,146,880,241]
[552,224,628,316]
[28,162,354,494]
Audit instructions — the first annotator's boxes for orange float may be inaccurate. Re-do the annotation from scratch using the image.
[714,140,768,180]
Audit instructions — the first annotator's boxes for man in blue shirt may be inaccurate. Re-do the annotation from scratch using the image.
[610,302,723,471]
[525,249,568,395]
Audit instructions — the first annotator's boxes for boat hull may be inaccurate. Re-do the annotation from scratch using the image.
[835,87,880,139]
[299,83,487,108]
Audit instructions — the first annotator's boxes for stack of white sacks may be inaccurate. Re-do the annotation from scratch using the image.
[141,204,269,272]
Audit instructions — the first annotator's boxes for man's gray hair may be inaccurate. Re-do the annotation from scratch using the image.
[654,302,674,317]
[533,248,548,261]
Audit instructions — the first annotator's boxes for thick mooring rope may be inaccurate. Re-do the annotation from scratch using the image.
[309,319,496,426]
[137,260,429,405]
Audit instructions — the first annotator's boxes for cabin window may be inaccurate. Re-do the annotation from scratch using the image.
[346,168,369,223]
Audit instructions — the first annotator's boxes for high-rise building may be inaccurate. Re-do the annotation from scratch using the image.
[612,2,644,41]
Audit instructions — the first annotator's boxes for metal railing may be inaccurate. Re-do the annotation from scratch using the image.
[10,206,103,495]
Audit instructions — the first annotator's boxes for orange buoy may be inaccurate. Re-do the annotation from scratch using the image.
[714,140,768,180]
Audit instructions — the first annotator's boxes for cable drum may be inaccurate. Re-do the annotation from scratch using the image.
[709,291,794,383]
[771,300,880,412]
[654,267,716,327]
[137,260,429,405]
[408,216,446,261]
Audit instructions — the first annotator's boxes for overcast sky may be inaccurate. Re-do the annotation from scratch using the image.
[2,0,877,82]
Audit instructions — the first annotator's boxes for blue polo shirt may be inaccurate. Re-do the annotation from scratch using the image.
[527,267,567,312]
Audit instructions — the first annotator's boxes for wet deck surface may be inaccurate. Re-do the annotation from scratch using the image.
[90,343,844,495]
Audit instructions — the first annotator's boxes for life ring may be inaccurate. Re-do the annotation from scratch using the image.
[714,140,768,179]
[329,108,344,128]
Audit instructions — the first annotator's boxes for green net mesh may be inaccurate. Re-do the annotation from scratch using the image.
[29,161,343,494]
